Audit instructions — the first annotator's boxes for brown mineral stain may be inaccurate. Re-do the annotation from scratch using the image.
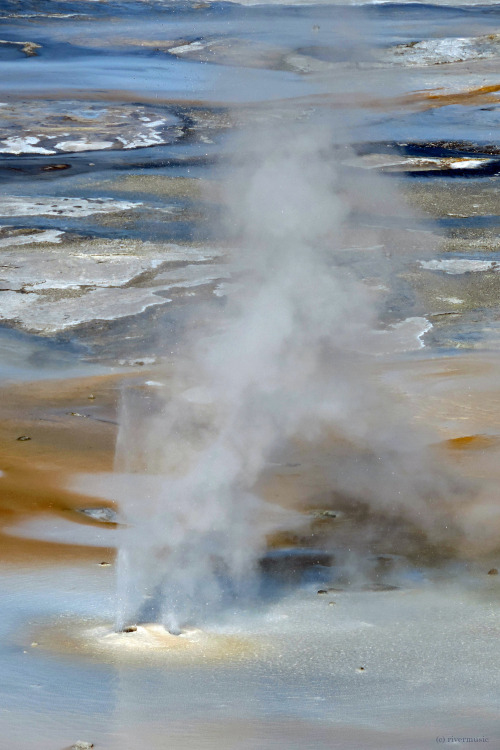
[422,83,500,109]
[0,372,127,565]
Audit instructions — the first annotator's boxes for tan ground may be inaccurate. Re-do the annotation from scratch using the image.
[1,352,500,566]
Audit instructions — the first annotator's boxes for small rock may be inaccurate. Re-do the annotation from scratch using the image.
[21,41,41,57]
[328,601,336,606]
[97,561,111,567]
[77,507,117,523]
[122,625,137,633]
[31,642,38,647]
[0,39,41,57]
[308,509,339,519]
[88,394,96,400]
[487,568,498,575]
[71,742,94,750]
[69,412,88,418]
[317,589,328,595]
[16,435,31,441]
[357,666,366,672]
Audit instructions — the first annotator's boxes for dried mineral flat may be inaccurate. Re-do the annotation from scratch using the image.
[0,237,225,333]
[0,196,142,218]
[0,101,183,156]
[420,259,500,274]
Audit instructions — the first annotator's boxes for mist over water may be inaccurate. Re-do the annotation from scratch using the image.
[113,117,467,633]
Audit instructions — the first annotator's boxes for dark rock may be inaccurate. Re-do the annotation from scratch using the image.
[16,435,31,441]
[487,568,498,575]
[42,164,70,171]
[259,548,334,583]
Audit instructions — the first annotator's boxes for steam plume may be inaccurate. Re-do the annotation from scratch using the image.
[113,119,462,632]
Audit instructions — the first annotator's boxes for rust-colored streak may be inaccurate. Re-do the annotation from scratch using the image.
[414,83,500,110]
[445,434,500,451]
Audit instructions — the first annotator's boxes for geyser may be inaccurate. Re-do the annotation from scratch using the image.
[112,119,461,635]
[28,619,257,665]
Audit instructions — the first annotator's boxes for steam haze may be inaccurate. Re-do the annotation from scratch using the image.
[112,117,472,632]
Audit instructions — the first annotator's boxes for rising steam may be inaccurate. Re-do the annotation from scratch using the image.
[112,120,462,632]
